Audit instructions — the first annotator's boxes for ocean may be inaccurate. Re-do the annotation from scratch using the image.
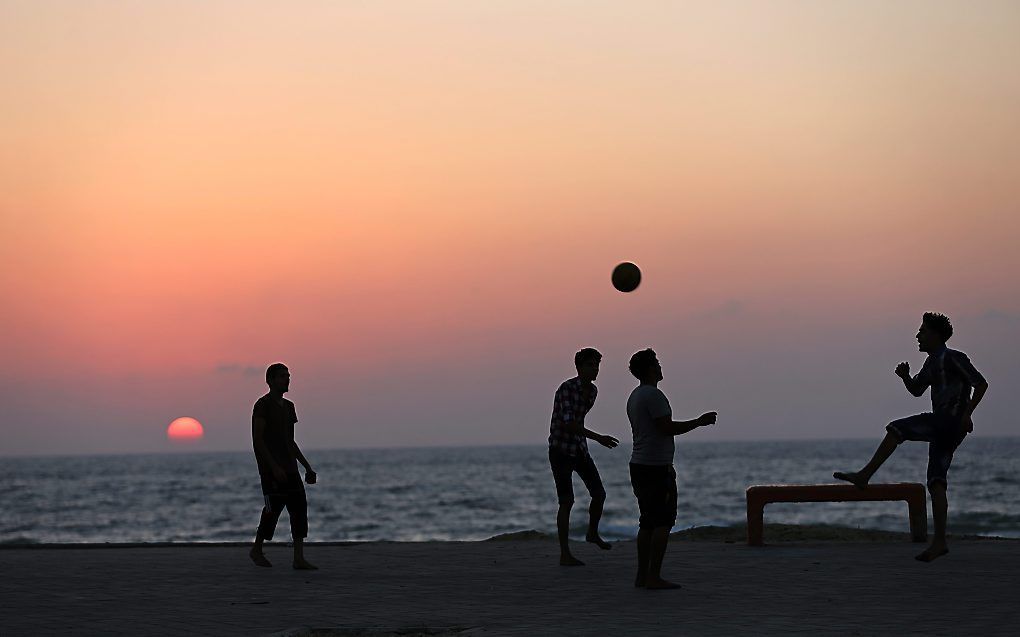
[2,438,1018,544]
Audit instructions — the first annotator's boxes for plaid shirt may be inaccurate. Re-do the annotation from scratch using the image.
[907,346,986,417]
[548,377,597,457]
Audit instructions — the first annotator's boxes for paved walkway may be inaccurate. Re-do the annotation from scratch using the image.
[3,538,1018,635]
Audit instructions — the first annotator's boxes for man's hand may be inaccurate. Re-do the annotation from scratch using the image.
[597,434,620,449]
[272,466,288,484]
[698,412,718,427]
[895,362,910,378]
[960,414,974,434]
[305,469,317,485]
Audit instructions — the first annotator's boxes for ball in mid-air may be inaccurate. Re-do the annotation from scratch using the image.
[612,261,641,292]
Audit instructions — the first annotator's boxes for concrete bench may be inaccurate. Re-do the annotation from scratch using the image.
[745,482,928,546]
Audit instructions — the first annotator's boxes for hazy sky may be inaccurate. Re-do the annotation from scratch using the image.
[2,1,1018,455]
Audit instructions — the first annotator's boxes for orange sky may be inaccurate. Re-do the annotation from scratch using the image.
[2,1,1018,454]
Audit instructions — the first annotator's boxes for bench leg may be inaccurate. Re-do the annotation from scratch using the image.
[908,496,928,543]
[747,497,764,546]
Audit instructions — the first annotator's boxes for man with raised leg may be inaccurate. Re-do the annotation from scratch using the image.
[627,349,716,589]
[548,348,620,566]
[249,363,319,570]
[834,312,988,562]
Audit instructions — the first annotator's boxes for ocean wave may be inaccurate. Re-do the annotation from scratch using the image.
[485,530,551,541]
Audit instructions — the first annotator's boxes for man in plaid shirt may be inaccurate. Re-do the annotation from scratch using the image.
[548,348,620,566]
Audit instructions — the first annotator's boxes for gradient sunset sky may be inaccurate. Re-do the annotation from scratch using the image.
[2,1,1018,455]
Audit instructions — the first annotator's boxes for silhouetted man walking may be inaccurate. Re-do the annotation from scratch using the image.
[249,363,318,569]
[835,312,988,562]
[548,348,620,566]
[627,348,716,589]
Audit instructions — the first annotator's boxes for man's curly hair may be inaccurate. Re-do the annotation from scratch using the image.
[628,348,658,379]
[922,312,953,342]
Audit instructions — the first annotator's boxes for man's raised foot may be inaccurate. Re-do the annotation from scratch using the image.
[833,471,869,490]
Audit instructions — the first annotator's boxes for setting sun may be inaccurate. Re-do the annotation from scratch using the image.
[166,417,204,441]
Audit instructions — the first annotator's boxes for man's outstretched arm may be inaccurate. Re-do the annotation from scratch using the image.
[557,389,619,449]
[566,415,620,449]
[654,412,717,437]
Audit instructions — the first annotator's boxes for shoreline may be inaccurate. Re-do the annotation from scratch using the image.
[4,523,1017,549]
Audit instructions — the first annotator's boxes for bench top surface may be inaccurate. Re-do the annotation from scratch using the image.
[746,482,925,503]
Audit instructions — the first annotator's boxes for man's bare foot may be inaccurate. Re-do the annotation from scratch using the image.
[833,471,869,490]
[915,545,949,562]
[634,572,646,588]
[559,554,585,566]
[292,559,319,570]
[586,533,612,550]
[643,577,682,590]
[249,549,272,568]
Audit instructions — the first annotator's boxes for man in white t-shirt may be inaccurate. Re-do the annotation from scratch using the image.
[627,348,716,590]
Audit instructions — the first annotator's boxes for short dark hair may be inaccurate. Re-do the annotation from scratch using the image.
[922,312,953,342]
[629,348,658,379]
[265,362,289,384]
[574,348,602,369]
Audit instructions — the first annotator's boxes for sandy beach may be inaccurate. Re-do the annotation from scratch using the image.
[3,530,1018,636]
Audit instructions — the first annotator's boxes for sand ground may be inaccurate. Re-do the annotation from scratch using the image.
[3,536,1019,636]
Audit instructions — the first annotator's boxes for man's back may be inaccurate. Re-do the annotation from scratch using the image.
[549,377,596,457]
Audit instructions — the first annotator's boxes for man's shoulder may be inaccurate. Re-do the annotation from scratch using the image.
[254,394,296,414]
[557,377,580,393]
[629,385,663,406]
[631,384,664,397]
[944,347,971,360]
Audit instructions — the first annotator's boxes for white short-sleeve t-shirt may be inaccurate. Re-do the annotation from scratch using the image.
[628,385,674,465]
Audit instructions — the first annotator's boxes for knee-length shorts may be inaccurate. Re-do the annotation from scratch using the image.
[549,448,607,505]
[629,463,678,529]
[886,412,967,489]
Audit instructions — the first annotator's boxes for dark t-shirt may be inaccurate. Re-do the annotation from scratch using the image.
[252,393,300,491]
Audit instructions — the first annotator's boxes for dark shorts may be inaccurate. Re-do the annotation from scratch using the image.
[886,413,967,489]
[258,478,308,540]
[549,448,607,505]
[630,463,678,529]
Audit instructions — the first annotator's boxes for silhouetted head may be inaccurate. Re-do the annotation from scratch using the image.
[574,348,602,383]
[629,348,662,384]
[917,312,952,353]
[266,363,290,394]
